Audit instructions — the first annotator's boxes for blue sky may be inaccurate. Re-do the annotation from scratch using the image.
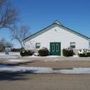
[0,0,90,48]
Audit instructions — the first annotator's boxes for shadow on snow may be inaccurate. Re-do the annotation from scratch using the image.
[0,70,36,81]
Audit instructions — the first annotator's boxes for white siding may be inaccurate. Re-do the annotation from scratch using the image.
[25,25,89,54]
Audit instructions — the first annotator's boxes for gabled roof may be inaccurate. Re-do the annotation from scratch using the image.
[24,20,90,42]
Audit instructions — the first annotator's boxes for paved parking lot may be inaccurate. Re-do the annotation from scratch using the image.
[0,74,90,90]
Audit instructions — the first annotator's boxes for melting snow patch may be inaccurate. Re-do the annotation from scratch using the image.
[0,66,53,73]
[0,55,19,59]
[0,65,90,74]
[8,59,25,63]
[60,68,90,74]
[46,55,60,58]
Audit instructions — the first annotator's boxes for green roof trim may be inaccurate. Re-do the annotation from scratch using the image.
[60,25,90,40]
[24,21,90,42]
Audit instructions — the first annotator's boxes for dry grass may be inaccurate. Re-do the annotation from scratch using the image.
[22,60,90,68]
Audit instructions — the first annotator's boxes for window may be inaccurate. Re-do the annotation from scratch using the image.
[36,43,40,49]
[70,42,76,48]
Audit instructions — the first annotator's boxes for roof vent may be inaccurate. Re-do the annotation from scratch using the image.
[53,20,63,25]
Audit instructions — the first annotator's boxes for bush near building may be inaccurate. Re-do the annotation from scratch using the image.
[63,48,74,57]
[20,48,34,56]
[78,49,90,57]
[38,48,49,56]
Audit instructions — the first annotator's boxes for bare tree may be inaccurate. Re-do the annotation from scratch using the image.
[0,38,13,52]
[11,25,30,48]
[0,0,18,29]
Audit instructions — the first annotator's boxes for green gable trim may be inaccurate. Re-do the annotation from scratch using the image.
[24,21,90,42]
[58,25,90,40]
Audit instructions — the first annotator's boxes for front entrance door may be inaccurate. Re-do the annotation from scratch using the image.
[50,42,61,55]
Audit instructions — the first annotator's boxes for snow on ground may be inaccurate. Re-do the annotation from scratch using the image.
[46,55,60,58]
[60,68,90,74]
[0,52,20,59]
[0,65,90,74]
[0,52,90,61]
[7,59,30,63]
[0,65,52,73]
[23,56,90,61]
[0,55,18,59]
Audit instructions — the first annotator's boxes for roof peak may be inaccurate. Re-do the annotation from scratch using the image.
[53,20,63,25]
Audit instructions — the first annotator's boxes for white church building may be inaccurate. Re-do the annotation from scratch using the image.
[24,21,90,56]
